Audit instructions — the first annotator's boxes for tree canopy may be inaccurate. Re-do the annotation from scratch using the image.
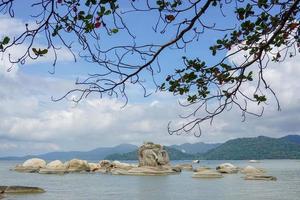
[0,0,299,136]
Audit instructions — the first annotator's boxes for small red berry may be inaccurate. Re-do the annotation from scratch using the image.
[95,22,101,28]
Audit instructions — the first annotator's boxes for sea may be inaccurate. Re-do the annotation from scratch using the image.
[0,160,299,200]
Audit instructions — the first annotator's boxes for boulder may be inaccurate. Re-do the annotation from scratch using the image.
[111,166,177,176]
[216,163,238,174]
[14,158,46,173]
[88,163,100,172]
[244,175,277,181]
[111,161,136,170]
[39,160,67,174]
[249,160,260,163]
[175,163,193,171]
[66,159,90,172]
[194,167,211,172]
[0,186,45,193]
[98,160,112,173]
[240,166,265,174]
[138,142,169,167]
[193,169,223,178]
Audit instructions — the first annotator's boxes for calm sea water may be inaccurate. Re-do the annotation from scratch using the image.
[1,160,300,200]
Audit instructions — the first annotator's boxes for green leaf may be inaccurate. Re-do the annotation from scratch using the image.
[111,28,118,33]
[2,36,10,45]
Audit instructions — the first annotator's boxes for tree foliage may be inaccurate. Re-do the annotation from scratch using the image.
[1,0,300,136]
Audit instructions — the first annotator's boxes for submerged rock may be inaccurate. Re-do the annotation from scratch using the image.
[244,175,277,181]
[192,170,223,178]
[0,186,45,193]
[216,163,239,174]
[194,167,211,172]
[14,158,46,173]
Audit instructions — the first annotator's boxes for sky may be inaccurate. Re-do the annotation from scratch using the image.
[0,1,300,156]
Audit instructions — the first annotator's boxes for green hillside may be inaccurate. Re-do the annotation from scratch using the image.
[202,136,300,160]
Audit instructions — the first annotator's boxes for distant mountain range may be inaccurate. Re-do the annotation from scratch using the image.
[0,144,137,161]
[1,135,300,161]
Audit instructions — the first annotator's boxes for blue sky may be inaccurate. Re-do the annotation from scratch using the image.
[0,1,299,156]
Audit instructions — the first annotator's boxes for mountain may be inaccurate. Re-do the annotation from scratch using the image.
[202,136,300,160]
[170,142,221,154]
[0,144,137,161]
[104,146,196,160]
[281,135,300,145]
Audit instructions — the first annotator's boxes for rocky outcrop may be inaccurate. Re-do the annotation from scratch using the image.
[111,142,178,176]
[138,142,169,167]
[175,163,193,171]
[39,160,67,174]
[193,167,211,172]
[65,159,90,172]
[88,163,100,172]
[14,158,46,173]
[244,175,277,181]
[216,163,238,174]
[240,166,265,174]
[111,166,177,176]
[192,169,223,178]
[0,186,45,193]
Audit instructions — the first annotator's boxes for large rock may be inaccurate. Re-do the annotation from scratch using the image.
[138,142,169,167]
[97,160,112,173]
[175,163,193,171]
[111,161,137,170]
[111,166,177,176]
[66,159,90,172]
[88,163,101,172]
[112,142,178,176]
[216,163,238,174]
[0,186,45,193]
[244,175,277,181]
[240,166,265,174]
[14,158,46,173]
[194,167,211,172]
[39,160,67,174]
[193,169,223,178]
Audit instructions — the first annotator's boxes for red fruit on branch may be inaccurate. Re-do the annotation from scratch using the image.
[95,22,101,28]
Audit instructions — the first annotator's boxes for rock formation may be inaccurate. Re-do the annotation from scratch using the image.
[192,169,223,178]
[14,158,46,173]
[0,186,45,193]
[216,163,239,174]
[65,159,90,172]
[39,160,67,174]
[175,163,193,171]
[138,142,169,167]
[240,166,265,174]
[112,142,178,176]
[244,175,277,181]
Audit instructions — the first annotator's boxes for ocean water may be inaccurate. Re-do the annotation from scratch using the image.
[1,160,300,200]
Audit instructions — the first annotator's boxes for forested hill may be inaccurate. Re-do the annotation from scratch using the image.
[201,136,300,160]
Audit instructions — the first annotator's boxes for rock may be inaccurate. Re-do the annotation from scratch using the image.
[175,163,193,171]
[98,160,112,173]
[0,186,45,193]
[244,175,277,181]
[138,142,169,167]
[66,159,90,172]
[111,161,136,170]
[216,163,238,174]
[249,160,260,163]
[39,160,67,174]
[240,166,265,174]
[111,166,177,176]
[15,158,46,173]
[194,167,211,172]
[192,169,223,178]
[88,163,100,172]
